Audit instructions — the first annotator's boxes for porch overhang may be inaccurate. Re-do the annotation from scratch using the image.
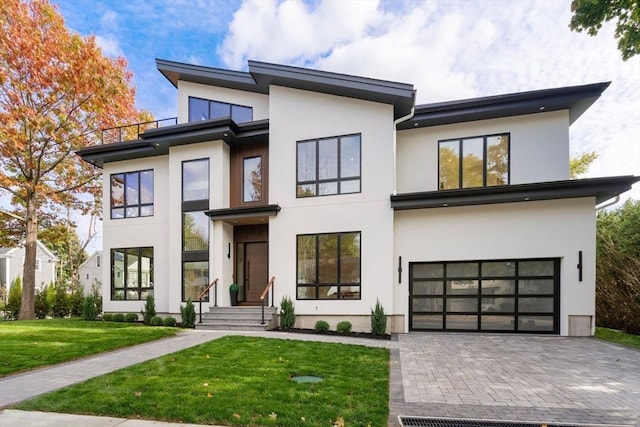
[204,204,281,225]
[390,176,640,210]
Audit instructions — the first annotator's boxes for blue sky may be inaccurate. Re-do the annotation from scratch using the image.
[4,0,640,253]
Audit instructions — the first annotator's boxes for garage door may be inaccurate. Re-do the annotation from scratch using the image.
[410,259,559,333]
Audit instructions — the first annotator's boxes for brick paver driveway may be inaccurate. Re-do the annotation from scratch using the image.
[389,334,640,426]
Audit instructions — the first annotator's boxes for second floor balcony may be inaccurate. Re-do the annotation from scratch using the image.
[101,117,178,144]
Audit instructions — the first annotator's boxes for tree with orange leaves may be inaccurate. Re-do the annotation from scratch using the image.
[0,0,139,319]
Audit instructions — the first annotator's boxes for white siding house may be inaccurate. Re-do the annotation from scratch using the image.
[78,251,103,296]
[0,240,58,294]
[77,59,638,336]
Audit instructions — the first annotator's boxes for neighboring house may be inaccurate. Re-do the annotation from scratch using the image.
[78,251,102,296]
[0,240,58,294]
[77,59,639,336]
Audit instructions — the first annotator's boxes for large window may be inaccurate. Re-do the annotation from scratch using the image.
[111,247,153,300]
[410,258,558,333]
[439,133,509,190]
[183,212,209,251]
[297,134,361,198]
[297,232,361,300]
[183,260,209,302]
[110,170,154,219]
[243,156,262,202]
[182,159,209,203]
[188,97,253,123]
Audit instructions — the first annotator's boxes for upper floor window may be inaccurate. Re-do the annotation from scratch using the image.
[297,134,361,198]
[243,156,262,202]
[188,97,253,123]
[296,231,361,300]
[110,170,154,219]
[182,159,209,202]
[439,133,509,190]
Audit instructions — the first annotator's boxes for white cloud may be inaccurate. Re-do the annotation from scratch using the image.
[95,34,124,57]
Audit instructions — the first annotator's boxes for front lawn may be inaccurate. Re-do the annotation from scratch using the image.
[595,327,640,350]
[0,318,178,377]
[16,336,390,427]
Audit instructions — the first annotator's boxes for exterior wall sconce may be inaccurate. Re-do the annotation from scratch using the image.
[577,250,583,282]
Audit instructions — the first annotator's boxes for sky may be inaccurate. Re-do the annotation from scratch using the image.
[3,0,640,254]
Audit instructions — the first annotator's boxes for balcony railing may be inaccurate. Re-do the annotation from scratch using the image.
[101,117,178,144]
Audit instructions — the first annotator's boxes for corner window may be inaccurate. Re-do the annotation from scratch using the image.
[110,170,154,219]
[243,156,262,202]
[297,134,361,198]
[297,232,361,300]
[182,159,209,202]
[439,134,509,190]
[188,97,253,123]
[111,247,153,300]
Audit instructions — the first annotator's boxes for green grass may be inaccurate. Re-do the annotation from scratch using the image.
[0,318,178,377]
[595,327,640,350]
[16,336,390,427]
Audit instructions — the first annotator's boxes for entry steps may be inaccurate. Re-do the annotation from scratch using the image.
[195,306,277,331]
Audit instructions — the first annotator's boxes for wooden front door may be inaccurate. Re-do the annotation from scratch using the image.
[242,242,268,304]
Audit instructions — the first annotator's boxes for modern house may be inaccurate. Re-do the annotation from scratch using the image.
[0,240,58,294]
[78,251,102,296]
[77,59,638,335]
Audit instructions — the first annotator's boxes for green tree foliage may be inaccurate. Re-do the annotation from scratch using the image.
[141,294,156,325]
[6,277,22,319]
[371,299,387,336]
[570,0,640,61]
[34,285,50,319]
[52,283,70,318]
[279,295,296,330]
[570,151,598,179]
[82,296,98,321]
[68,282,84,317]
[180,299,196,328]
[596,199,640,334]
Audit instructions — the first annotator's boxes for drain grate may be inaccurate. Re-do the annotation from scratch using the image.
[398,417,616,427]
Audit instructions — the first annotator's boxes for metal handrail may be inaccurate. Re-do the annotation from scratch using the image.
[198,278,218,324]
[260,276,276,325]
[101,117,178,144]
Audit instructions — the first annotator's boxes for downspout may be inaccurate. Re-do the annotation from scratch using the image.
[596,195,620,211]
[392,105,415,196]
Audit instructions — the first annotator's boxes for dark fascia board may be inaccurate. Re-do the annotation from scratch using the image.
[76,118,269,167]
[156,58,263,93]
[204,204,281,221]
[390,175,640,210]
[248,60,416,120]
[398,82,610,129]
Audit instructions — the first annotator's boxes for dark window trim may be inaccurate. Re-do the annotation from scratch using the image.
[242,155,263,204]
[110,247,154,301]
[181,260,209,302]
[188,96,253,123]
[182,210,209,254]
[296,231,362,300]
[438,132,510,190]
[296,133,362,198]
[409,258,559,334]
[182,158,210,204]
[110,169,154,219]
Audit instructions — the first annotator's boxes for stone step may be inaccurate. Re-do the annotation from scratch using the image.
[194,306,278,331]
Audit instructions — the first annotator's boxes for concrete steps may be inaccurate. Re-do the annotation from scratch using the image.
[195,306,278,331]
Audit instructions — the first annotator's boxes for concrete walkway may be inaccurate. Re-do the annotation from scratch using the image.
[1,330,639,426]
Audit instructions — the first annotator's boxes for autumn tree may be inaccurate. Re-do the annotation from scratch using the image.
[570,151,598,179]
[570,0,640,61]
[0,0,138,319]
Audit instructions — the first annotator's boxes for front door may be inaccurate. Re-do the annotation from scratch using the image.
[240,242,268,305]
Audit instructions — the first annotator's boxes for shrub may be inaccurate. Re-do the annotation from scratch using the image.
[82,296,98,321]
[125,313,139,322]
[112,313,125,322]
[180,299,196,329]
[6,277,22,319]
[337,320,352,335]
[163,316,177,327]
[68,282,84,317]
[150,316,163,326]
[314,320,330,333]
[141,294,156,325]
[52,283,70,318]
[34,287,50,319]
[279,295,295,330]
[90,279,103,313]
[102,313,114,321]
[371,299,387,336]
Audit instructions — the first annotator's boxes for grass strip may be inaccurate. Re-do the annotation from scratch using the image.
[0,318,178,376]
[595,327,640,350]
[16,335,389,427]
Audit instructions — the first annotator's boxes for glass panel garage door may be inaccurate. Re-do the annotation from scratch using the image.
[410,259,559,333]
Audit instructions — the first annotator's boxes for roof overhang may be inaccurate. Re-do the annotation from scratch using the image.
[398,82,610,129]
[204,204,281,225]
[390,176,640,210]
[76,118,269,167]
[156,59,416,119]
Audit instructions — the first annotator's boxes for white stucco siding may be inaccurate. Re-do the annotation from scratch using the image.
[393,197,596,335]
[102,156,170,314]
[396,110,570,193]
[177,81,269,123]
[268,85,397,315]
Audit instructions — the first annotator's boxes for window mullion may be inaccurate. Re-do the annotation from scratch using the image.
[482,137,488,187]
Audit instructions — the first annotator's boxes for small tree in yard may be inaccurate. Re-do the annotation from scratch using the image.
[68,282,84,317]
[82,296,98,321]
[279,296,296,330]
[141,294,156,325]
[52,283,69,318]
[34,287,50,319]
[371,299,387,336]
[180,299,196,329]
[6,277,22,319]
